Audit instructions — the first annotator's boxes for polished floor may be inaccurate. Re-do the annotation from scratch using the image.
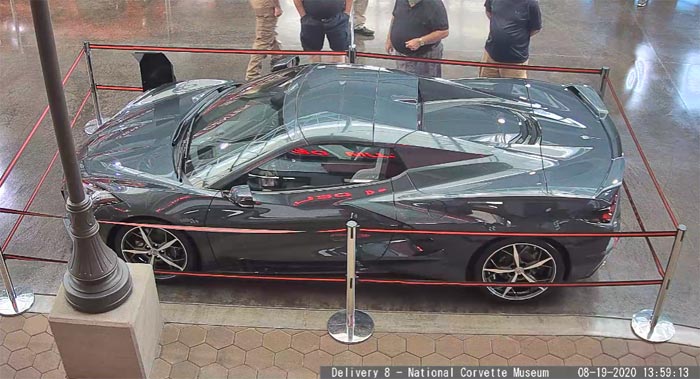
[0,1,698,326]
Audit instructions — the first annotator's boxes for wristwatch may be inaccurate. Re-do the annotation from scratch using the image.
[419,38,425,47]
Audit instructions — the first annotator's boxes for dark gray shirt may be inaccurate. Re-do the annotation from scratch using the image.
[484,0,542,63]
[303,0,345,19]
[391,0,449,56]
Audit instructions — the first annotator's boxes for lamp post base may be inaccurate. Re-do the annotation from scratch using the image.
[328,310,374,344]
[0,286,34,316]
[631,309,675,342]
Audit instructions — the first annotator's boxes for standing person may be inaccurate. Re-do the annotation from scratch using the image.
[294,0,352,63]
[245,0,284,81]
[385,0,449,78]
[479,0,542,79]
[353,0,374,36]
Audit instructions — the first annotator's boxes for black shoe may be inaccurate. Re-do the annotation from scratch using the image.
[354,26,375,37]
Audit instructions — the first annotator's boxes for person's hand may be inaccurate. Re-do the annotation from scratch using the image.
[405,38,422,51]
[385,39,394,54]
[274,6,283,17]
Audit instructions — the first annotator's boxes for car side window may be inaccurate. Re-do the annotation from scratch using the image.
[247,144,406,191]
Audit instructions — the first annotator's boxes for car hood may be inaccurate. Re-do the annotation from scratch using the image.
[79,79,229,182]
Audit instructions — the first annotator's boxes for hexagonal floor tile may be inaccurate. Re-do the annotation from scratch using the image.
[291,332,320,354]
[262,330,291,353]
[177,326,207,348]
[406,334,435,358]
[519,337,549,359]
[303,350,332,373]
[377,335,406,358]
[217,345,246,369]
[245,347,274,370]
[22,316,48,336]
[274,349,303,370]
[227,364,256,379]
[464,336,492,359]
[205,326,235,350]
[547,338,576,359]
[170,361,199,379]
[491,336,520,359]
[235,329,264,351]
[363,351,391,366]
[189,343,217,367]
[333,351,361,366]
[435,336,463,359]
[160,342,190,365]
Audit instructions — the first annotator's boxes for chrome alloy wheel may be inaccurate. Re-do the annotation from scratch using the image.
[120,226,188,279]
[481,243,557,301]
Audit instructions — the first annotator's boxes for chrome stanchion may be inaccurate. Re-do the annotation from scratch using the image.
[599,66,610,99]
[83,41,103,127]
[631,224,686,342]
[348,5,357,64]
[327,221,374,344]
[0,246,34,316]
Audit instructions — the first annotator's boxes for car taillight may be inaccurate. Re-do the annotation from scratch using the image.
[598,192,618,223]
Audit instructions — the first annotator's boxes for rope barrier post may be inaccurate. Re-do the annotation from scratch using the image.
[84,41,104,127]
[0,246,34,316]
[327,220,374,344]
[348,5,356,64]
[631,224,686,342]
[599,66,610,99]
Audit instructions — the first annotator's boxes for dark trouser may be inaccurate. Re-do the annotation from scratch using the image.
[300,13,351,52]
[397,42,444,78]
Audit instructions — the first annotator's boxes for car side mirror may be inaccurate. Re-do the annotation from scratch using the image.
[229,185,255,208]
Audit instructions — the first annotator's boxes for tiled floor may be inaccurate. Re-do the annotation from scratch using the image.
[0,314,698,379]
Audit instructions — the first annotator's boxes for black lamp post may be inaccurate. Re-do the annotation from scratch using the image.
[30,0,132,313]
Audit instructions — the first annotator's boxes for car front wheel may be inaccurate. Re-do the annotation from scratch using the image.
[473,239,565,301]
[114,224,197,280]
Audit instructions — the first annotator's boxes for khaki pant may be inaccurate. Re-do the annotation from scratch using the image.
[353,0,368,28]
[245,1,281,81]
[479,50,528,79]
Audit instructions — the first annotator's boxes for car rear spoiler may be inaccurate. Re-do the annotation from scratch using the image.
[566,84,609,120]
[596,157,625,201]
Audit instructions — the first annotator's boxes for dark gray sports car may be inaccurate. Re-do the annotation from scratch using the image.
[77,64,624,301]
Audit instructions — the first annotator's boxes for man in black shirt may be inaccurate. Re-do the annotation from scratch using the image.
[480,0,542,78]
[294,0,352,63]
[386,0,449,77]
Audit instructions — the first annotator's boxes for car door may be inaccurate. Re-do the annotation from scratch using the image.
[205,143,404,274]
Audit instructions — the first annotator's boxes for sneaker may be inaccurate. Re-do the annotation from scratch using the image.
[354,26,375,37]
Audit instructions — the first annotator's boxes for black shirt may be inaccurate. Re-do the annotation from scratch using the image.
[484,0,541,63]
[303,0,345,19]
[391,0,449,56]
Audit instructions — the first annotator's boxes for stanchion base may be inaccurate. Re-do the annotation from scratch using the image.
[631,309,675,342]
[0,286,35,316]
[328,310,374,344]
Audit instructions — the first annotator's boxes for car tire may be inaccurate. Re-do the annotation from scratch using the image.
[113,223,198,280]
[472,239,565,301]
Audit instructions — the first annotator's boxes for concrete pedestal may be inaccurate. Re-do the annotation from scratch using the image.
[49,263,163,379]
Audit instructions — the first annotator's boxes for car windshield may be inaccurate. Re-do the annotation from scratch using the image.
[184,68,304,188]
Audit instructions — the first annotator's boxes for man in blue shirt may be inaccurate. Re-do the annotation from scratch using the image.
[385,0,449,77]
[480,0,542,78]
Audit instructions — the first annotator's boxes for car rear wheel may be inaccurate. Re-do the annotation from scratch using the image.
[473,239,565,301]
[114,225,197,280]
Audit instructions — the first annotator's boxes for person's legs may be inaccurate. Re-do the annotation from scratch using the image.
[500,59,528,79]
[326,13,350,63]
[300,15,325,63]
[245,13,275,81]
[352,0,373,36]
[419,42,443,78]
[479,50,501,78]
